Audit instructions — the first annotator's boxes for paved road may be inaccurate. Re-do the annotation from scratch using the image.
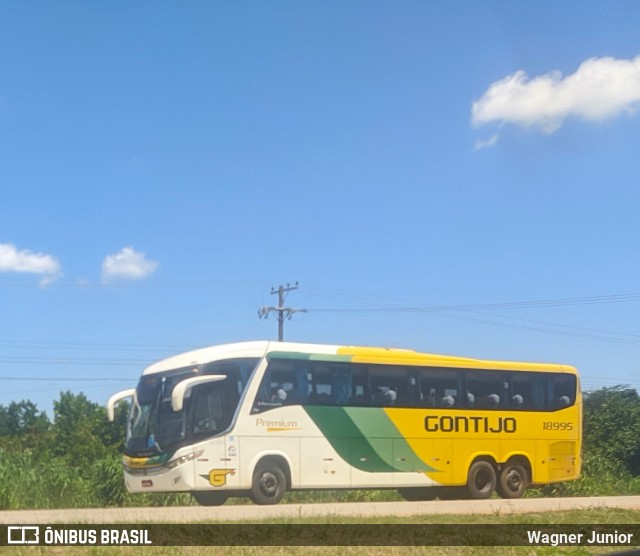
[2,496,640,523]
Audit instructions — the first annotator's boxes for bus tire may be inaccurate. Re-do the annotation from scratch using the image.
[191,491,228,506]
[496,460,529,499]
[250,461,287,505]
[466,460,496,499]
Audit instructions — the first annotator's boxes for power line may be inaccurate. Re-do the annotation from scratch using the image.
[2,283,640,358]
[305,282,640,310]
[306,291,640,313]
[302,283,640,346]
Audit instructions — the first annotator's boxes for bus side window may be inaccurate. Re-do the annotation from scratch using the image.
[349,366,369,406]
[466,371,507,410]
[512,373,540,410]
[549,373,576,410]
[551,396,570,410]
[530,378,547,410]
[308,363,333,405]
[251,359,306,413]
[309,383,332,405]
[512,394,524,409]
[348,384,367,405]
[419,368,460,409]
[307,362,353,406]
[421,390,436,407]
[368,365,412,407]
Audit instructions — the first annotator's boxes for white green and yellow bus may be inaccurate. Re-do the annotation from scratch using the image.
[107,341,581,505]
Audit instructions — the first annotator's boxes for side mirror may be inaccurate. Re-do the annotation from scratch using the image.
[107,388,136,422]
[171,375,227,412]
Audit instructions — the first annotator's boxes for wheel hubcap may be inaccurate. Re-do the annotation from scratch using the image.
[475,469,492,492]
[260,472,278,496]
[505,470,522,491]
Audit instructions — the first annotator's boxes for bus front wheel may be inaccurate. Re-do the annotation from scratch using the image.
[466,460,496,499]
[250,461,287,505]
[496,460,529,499]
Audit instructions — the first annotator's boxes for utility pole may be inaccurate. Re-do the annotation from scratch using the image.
[258,282,306,341]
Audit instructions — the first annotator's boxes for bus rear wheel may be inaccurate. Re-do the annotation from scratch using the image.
[466,460,497,499]
[496,460,529,499]
[250,461,287,505]
[192,491,228,506]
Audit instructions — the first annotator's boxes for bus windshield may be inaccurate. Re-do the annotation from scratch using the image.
[125,357,259,456]
[126,369,194,455]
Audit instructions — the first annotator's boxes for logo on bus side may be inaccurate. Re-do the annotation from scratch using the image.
[424,415,517,433]
[204,469,235,487]
[255,417,301,432]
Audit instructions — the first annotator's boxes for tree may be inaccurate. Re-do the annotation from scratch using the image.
[0,400,51,453]
[52,391,113,468]
[583,386,640,475]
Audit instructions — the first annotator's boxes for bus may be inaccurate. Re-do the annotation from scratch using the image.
[107,341,581,505]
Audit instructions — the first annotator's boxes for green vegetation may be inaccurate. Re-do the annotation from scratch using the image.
[1,386,640,509]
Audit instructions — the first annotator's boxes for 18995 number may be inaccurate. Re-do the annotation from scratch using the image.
[542,421,573,431]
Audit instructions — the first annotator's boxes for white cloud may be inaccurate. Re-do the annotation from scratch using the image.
[0,243,61,285]
[101,247,158,283]
[473,133,499,151]
[472,55,640,134]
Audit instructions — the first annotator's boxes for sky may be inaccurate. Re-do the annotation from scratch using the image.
[2,1,640,417]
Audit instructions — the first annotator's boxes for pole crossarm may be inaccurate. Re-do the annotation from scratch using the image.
[257,282,304,341]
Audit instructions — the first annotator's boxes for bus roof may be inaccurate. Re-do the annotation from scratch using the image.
[142,341,577,376]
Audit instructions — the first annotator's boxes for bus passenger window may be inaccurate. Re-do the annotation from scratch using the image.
[439,395,455,407]
[372,386,397,406]
[549,374,576,410]
[551,395,570,410]
[348,366,369,406]
[369,365,412,407]
[512,372,544,410]
[308,383,333,405]
[252,358,306,413]
[421,392,436,407]
[418,368,460,409]
[307,362,352,406]
[465,371,507,410]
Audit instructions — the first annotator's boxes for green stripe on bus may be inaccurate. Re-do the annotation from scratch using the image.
[304,406,395,472]
[303,406,434,473]
[344,407,435,473]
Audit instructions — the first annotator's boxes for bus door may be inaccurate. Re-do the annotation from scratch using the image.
[190,380,238,492]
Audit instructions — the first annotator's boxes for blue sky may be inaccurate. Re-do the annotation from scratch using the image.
[2,2,640,416]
